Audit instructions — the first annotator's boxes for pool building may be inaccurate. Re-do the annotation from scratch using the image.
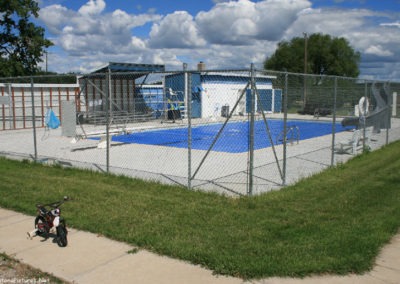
[162,71,282,119]
[79,62,282,124]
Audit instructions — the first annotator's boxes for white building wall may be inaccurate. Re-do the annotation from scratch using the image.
[201,81,273,118]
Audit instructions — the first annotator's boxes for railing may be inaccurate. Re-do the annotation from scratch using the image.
[276,125,300,145]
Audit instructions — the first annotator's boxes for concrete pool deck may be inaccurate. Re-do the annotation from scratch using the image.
[0,114,399,196]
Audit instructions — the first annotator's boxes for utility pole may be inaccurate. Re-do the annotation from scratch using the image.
[303,32,308,109]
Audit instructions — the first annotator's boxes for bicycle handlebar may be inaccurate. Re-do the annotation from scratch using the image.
[36,196,70,209]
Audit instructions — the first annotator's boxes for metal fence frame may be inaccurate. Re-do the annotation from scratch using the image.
[0,68,399,196]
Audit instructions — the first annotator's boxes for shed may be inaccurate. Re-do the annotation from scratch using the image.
[79,62,165,122]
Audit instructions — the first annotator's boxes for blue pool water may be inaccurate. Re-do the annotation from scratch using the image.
[101,120,351,153]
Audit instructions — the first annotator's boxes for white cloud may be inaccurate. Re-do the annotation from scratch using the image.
[149,11,206,48]
[131,37,146,50]
[39,5,75,34]
[365,45,394,57]
[39,0,161,57]
[284,8,372,39]
[78,0,106,16]
[196,0,311,45]
[255,0,312,40]
[381,22,400,28]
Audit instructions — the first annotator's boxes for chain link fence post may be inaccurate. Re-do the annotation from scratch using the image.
[331,76,337,166]
[282,72,288,186]
[386,83,391,146]
[30,76,38,160]
[361,80,368,151]
[106,69,111,173]
[184,63,192,190]
[247,64,256,196]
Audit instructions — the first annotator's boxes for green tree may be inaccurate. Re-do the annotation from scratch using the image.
[265,33,360,77]
[0,0,53,77]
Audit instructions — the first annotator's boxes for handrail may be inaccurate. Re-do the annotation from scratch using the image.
[276,125,300,145]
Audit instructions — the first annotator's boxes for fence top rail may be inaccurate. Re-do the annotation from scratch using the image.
[0,68,398,85]
[0,83,79,88]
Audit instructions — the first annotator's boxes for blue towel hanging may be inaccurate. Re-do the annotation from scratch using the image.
[45,109,60,129]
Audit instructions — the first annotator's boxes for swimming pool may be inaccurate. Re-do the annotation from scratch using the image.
[105,120,351,153]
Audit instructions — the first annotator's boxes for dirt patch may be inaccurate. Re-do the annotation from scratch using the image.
[0,252,69,283]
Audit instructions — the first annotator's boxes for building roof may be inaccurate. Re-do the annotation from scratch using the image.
[201,72,276,80]
[92,62,165,74]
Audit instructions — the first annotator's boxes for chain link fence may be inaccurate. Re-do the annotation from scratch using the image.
[1,67,399,196]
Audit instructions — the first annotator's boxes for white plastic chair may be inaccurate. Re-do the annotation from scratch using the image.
[335,130,361,154]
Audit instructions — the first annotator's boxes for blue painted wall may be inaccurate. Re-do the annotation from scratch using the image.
[165,72,202,118]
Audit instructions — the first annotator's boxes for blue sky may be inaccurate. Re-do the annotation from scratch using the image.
[36,0,400,80]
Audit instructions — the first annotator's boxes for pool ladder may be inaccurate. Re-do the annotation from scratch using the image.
[276,125,300,145]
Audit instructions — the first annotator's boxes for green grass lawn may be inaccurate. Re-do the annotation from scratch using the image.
[0,141,399,279]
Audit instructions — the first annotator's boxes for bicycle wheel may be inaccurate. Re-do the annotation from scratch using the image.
[34,216,49,237]
[56,224,68,247]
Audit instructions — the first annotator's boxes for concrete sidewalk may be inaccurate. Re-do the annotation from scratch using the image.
[0,207,399,284]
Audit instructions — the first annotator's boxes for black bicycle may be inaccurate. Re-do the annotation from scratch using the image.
[29,196,70,247]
